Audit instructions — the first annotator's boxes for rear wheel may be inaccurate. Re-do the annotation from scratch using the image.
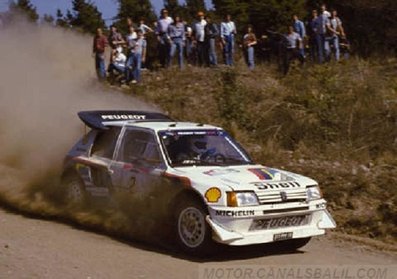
[174,197,213,256]
[62,174,87,205]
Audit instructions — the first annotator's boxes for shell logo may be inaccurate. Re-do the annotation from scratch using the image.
[205,187,222,203]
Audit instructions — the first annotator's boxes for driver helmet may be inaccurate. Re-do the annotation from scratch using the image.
[190,136,208,154]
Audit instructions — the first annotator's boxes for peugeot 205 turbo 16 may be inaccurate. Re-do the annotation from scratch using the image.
[62,110,336,255]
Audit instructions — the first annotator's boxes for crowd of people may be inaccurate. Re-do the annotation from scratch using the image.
[92,4,350,84]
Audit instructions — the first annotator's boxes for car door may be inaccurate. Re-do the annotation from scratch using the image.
[82,127,121,197]
[109,127,166,198]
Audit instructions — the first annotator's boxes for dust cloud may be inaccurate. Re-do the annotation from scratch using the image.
[0,19,163,239]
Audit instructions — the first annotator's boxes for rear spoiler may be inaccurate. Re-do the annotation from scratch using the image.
[78,110,173,130]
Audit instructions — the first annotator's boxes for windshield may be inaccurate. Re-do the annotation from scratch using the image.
[158,129,253,167]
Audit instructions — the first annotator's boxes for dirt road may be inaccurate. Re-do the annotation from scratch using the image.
[0,208,396,279]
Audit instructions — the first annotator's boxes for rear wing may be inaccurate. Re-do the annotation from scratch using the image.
[78,110,173,130]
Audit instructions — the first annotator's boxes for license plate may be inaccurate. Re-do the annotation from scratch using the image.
[249,215,310,231]
[273,232,293,241]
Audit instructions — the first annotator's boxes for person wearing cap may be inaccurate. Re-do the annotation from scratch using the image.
[156,9,174,67]
[192,11,207,66]
[168,16,186,69]
[220,14,237,66]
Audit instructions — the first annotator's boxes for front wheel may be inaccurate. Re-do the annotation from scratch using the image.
[174,198,213,256]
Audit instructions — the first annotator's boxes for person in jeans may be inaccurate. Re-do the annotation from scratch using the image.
[204,15,219,67]
[313,9,328,63]
[193,11,207,67]
[156,9,173,67]
[327,9,345,61]
[126,29,146,84]
[168,16,185,69]
[92,28,108,81]
[293,14,306,57]
[243,26,257,70]
[308,10,319,62]
[220,14,237,66]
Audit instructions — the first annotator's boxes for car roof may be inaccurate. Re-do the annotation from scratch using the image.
[106,121,222,132]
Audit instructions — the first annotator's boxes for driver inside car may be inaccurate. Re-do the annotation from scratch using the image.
[176,136,215,163]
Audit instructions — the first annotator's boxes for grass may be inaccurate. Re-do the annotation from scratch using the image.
[130,57,397,243]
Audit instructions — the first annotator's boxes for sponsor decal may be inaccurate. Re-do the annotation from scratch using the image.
[204,169,240,176]
[215,210,255,217]
[252,181,301,190]
[101,114,146,120]
[248,168,278,180]
[205,187,222,203]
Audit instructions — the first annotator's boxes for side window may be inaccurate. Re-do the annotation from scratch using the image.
[91,127,121,159]
[119,129,162,166]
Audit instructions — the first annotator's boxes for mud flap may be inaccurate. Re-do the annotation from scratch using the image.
[206,216,243,242]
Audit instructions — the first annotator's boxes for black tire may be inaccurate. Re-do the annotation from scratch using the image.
[62,174,87,206]
[275,237,312,251]
[173,197,213,256]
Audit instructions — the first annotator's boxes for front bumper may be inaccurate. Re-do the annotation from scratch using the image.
[206,199,336,246]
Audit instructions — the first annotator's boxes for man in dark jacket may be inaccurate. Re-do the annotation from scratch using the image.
[204,15,219,66]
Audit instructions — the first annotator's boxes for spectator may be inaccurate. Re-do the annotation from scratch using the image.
[243,26,257,70]
[193,11,207,67]
[327,9,345,61]
[283,25,304,74]
[185,24,195,65]
[138,18,153,34]
[108,25,125,50]
[204,15,219,67]
[156,9,173,67]
[92,28,108,81]
[321,4,331,18]
[220,14,237,66]
[108,46,127,84]
[293,14,306,57]
[308,9,319,62]
[126,25,137,42]
[168,16,186,69]
[127,17,138,29]
[126,30,147,84]
[313,8,329,63]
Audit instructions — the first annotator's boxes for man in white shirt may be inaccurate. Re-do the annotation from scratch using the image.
[193,11,207,66]
[156,9,173,67]
[108,46,127,83]
[220,14,237,66]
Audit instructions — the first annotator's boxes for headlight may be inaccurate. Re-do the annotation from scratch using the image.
[306,186,322,201]
[227,192,259,207]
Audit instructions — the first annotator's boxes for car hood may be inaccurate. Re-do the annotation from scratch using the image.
[171,164,317,191]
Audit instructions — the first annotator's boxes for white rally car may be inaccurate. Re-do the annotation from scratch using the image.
[62,110,336,254]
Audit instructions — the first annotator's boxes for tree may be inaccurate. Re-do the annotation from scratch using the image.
[164,0,189,19]
[115,0,156,34]
[185,0,206,18]
[9,0,39,22]
[56,9,69,27]
[42,14,54,25]
[69,0,105,34]
[213,0,305,35]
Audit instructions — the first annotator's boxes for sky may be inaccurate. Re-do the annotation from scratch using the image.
[0,0,213,23]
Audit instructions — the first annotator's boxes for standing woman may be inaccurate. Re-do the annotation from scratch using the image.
[243,26,257,70]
